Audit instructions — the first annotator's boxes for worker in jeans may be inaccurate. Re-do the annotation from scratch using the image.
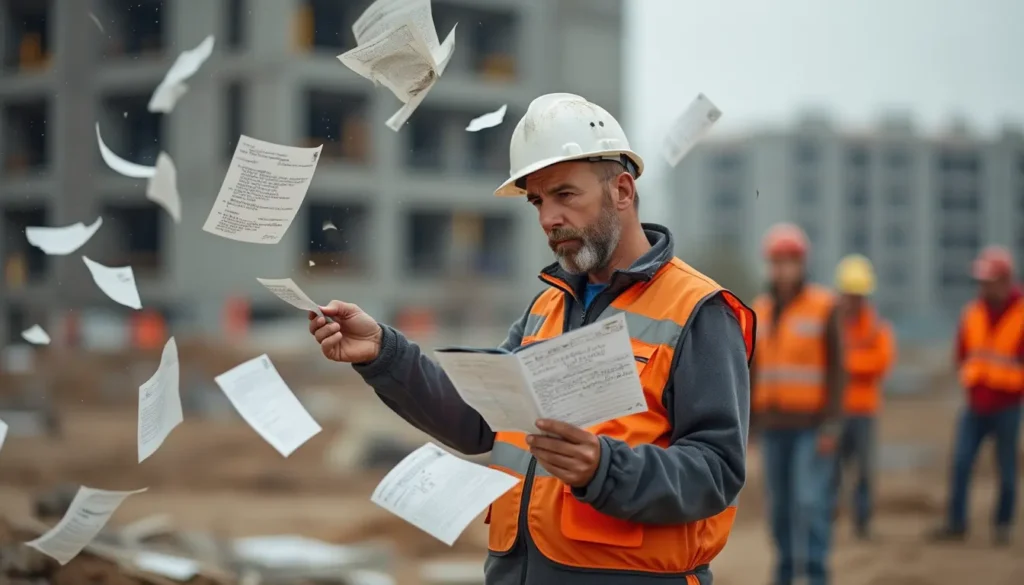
[931,245,1023,546]
[752,223,845,585]
[830,255,896,540]
[308,93,756,585]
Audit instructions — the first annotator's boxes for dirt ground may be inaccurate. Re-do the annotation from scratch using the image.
[1,384,1022,584]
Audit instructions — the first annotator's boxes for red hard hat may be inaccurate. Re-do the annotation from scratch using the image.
[762,222,809,259]
[972,245,1014,281]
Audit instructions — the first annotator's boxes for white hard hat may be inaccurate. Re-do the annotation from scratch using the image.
[494,93,644,197]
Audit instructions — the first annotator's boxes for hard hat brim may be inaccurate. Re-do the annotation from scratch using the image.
[494,149,645,197]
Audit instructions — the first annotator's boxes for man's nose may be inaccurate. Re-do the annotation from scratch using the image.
[538,205,564,234]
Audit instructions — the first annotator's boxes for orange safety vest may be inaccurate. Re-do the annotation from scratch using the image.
[752,285,835,413]
[842,306,895,415]
[486,258,755,575]
[959,297,1024,393]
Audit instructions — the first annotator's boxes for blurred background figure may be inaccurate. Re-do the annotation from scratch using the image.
[751,223,845,585]
[831,254,896,541]
[931,245,1023,547]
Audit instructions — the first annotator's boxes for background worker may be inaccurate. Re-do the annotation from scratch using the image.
[308,93,756,585]
[752,223,845,585]
[931,245,1023,546]
[831,254,896,540]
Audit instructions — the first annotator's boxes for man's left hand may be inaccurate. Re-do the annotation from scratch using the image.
[526,419,601,488]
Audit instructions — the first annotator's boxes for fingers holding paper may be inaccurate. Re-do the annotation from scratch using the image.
[306,300,383,364]
[527,419,602,488]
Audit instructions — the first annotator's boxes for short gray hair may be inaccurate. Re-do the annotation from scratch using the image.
[591,161,639,210]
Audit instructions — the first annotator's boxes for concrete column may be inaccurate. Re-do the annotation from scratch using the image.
[250,0,299,57]
[51,0,100,309]
[370,95,401,314]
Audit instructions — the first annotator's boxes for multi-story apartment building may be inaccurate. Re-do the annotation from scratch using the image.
[0,0,624,346]
[668,111,1024,330]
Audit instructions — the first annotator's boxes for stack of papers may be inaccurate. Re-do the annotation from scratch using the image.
[338,0,457,131]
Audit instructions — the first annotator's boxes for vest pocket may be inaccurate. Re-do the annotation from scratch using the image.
[559,486,643,547]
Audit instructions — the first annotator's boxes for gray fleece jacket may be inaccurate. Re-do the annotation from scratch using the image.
[353,223,752,585]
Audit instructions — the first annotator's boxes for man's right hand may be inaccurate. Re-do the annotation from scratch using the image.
[308,300,383,364]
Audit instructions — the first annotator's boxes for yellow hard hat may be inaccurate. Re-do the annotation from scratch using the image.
[835,254,876,295]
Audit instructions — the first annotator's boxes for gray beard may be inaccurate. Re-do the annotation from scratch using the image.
[555,219,621,275]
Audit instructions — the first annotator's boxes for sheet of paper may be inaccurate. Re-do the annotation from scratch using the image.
[138,337,183,463]
[516,313,647,429]
[433,351,540,433]
[466,104,507,132]
[322,220,337,231]
[96,122,157,179]
[353,0,440,51]
[384,26,456,131]
[662,93,722,167]
[0,419,8,453]
[82,256,142,310]
[372,443,519,546]
[25,486,148,565]
[339,22,436,103]
[21,325,51,345]
[25,217,103,255]
[133,551,200,581]
[214,355,322,457]
[148,35,215,113]
[202,136,322,244]
[88,12,105,33]
[146,152,182,223]
[256,278,323,316]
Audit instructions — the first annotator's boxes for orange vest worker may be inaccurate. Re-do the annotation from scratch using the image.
[752,285,835,413]
[486,258,756,576]
[959,297,1024,393]
[841,306,896,415]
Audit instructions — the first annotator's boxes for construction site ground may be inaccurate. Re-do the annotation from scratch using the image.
[1,380,1022,584]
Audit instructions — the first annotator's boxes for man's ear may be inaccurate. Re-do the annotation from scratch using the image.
[614,173,637,211]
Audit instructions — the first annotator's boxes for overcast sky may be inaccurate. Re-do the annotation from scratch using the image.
[624,0,1024,219]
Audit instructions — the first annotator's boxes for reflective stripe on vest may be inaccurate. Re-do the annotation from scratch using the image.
[486,257,756,574]
[752,285,834,414]
[959,299,1024,393]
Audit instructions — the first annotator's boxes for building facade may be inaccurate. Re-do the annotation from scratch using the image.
[0,0,625,347]
[668,112,1024,330]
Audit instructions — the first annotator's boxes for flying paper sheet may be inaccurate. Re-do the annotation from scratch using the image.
[21,325,51,345]
[466,105,507,132]
[26,486,148,565]
[148,35,216,113]
[82,256,143,310]
[25,217,103,255]
[372,443,519,545]
[256,278,324,317]
[339,0,457,131]
[202,136,322,244]
[434,313,647,434]
[138,337,183,463]
[0,419,8,453]
[96,123,157,179]
[133,551,200,581]
[146,152,182,223]
[322,220,337,231]
[88,12,105,33]
[663,93,722,167]
[214,355,322,457]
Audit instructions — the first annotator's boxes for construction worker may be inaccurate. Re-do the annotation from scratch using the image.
[752,223,845,585]
[308,93,756,585]
[831,254,896,540]
[931,245,1023,546]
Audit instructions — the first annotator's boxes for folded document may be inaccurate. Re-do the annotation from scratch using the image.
[435,313,647,434]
